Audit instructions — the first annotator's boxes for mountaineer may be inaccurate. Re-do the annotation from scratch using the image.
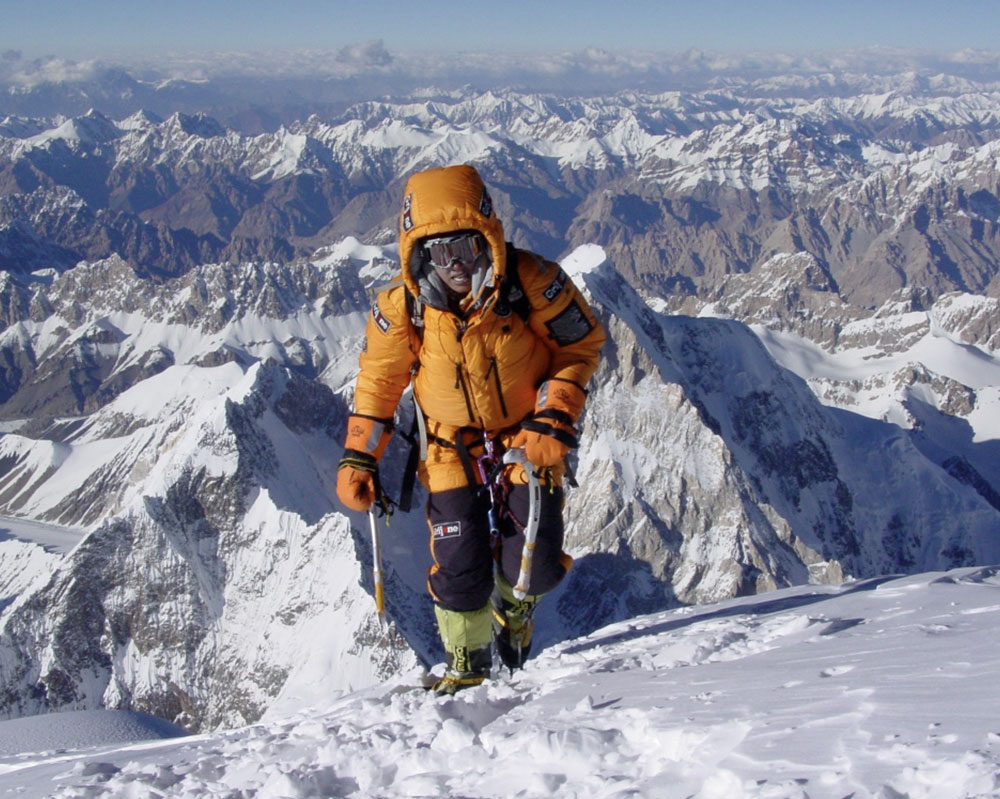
[336,164,605,694]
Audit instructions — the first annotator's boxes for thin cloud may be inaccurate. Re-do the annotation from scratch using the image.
[336,40,392,68]
[2,56,104,88]
[2,46,1000,112]
[70,44,1000,84]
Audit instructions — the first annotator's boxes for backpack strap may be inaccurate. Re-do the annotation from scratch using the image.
[503,243,531,323]
[395,386,428,513]
[405,286,425,342]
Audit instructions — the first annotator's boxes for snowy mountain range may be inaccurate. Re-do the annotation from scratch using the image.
[0,69,999,736]
[3,79,1000,305]
[0,239,997,733]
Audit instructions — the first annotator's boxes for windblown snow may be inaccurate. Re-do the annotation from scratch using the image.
[0,568,998,798]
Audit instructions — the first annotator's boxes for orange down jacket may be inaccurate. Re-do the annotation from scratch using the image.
[350,165,605,493]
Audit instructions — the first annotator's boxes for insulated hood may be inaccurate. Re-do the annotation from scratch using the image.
[398,165,507,305]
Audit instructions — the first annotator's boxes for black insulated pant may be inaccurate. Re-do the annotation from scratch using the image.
[426,482,568,612]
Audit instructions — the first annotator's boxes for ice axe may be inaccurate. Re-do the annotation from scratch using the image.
[367,475,393,629]
[502,448,542,600]
[368,506,387,628]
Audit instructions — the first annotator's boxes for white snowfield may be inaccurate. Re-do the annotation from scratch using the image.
[0,516,85,555]
[0,568,998,798]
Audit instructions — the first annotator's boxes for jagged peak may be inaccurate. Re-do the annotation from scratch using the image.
[27,109,123,146]
[165,111,227,138]
[119,108,164,130]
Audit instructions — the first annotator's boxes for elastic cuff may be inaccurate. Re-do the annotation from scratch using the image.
[338,449,378,473]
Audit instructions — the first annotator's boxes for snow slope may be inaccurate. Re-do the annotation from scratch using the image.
[0,517,84,555]
[0,517,84,619]
[0,567,997,799]
[0,709,186,757]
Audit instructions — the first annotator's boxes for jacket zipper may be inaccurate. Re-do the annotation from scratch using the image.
[453,321,476,423]
[485,355,509,418]
[455,362,476,423]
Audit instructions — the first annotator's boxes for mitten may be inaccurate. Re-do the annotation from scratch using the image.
[511,422,575,469]
[336,450,380,511]
[513,379,587,470]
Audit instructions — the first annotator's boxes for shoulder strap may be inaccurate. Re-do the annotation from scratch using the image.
[405,286,425,342]
[503,242,531,322]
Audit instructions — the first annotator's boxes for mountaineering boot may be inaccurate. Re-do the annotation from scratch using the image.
[491,573,538,672]
[432,605,492,695]
[433,645,493,695]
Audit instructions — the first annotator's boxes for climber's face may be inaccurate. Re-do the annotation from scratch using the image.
[425,232,489,295]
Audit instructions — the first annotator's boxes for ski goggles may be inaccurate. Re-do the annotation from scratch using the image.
[424,233,487,272]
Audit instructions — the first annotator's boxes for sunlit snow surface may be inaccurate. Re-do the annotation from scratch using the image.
[0,710,186,757]
[0,516,84,554]
[0,568,998,798]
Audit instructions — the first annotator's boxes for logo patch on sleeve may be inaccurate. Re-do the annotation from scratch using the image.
[545,300,594,346]
[479,187,493,218]
[371,300,391,333]
[433,521,462,540]
[543,269,569,302]
[402,193,414,231]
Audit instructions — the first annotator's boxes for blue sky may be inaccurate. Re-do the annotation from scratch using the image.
[4,0,998,60]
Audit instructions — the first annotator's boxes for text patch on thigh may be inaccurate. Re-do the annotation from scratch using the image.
[433,521,462,540]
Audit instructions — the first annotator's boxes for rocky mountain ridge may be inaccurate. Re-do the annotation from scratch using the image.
[0,243,997,731]
[2,81,1000,308]
[1,72,1000,732]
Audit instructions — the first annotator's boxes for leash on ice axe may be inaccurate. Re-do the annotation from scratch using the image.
[473,439,543,601]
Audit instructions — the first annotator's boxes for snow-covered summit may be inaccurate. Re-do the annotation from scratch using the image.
[1,568,997,799]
